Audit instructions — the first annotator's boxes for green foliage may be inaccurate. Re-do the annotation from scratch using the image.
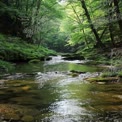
[0,35,56,62]
[0,33,6,40]
[118,70,122,77]
[0,60,14,72]
[101,67,122,78]
[60,0,122,57]
[28,59,41,64]
[0,1,21,19]
[111,59,122,67]
[0,0,122,65]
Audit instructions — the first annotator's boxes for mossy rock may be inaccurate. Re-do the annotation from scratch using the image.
[101,72,118,77]
[4,113,20,121]
[63,53,85,60]
[22,115,34,122]
[85,76,119,84]
[71,73,79,77]
[70,70,86,74]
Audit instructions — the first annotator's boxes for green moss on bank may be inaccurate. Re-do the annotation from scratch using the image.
[0,60,14,72]
[86,70,122,84]
[0,34,56,72]
[0,34,56,61]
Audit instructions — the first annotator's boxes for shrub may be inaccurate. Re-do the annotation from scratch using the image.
[0,60,14,72]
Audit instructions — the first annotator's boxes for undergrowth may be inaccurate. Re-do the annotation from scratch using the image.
[0,34,56,62]
[0,34,56,72]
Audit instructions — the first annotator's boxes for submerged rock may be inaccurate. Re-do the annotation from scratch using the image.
[85,76,121,84]
[62,53,85,60]
[4,113,20,121]
[1,73,36,80]
[21,115,34,122]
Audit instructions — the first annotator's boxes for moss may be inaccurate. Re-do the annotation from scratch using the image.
[118,71,122,77]
[22,115,34,122]
[5,113,20,121]
[0,34,56,62]
[101,72,118,77]
[0,34,57,72]
[0,60,14,72]
[28,59,41,63]
[86,76,119,83]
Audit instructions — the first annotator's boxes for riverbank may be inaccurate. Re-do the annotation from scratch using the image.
[0,34,56,72]
[60,51,122,84]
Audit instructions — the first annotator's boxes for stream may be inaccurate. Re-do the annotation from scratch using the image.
[0,56,122,122]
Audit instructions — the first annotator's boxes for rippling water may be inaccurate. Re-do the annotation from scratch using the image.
[0,56,122,122]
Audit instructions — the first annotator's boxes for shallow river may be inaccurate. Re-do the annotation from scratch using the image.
[0,56,122,122]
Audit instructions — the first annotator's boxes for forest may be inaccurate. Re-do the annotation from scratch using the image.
[0,0,122,69]
[0,0,122,122]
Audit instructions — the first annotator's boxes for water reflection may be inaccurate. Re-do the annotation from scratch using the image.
[50,99,86,116]
[36,71,122,122]
[44,99,88,122]
[0,56,122,122]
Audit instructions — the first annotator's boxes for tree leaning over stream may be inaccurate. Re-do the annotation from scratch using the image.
[113,0,122,35]
[60,0,122,52]
[79,0,104,48]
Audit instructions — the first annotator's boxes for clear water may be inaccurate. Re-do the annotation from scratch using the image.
[0,56,122,122]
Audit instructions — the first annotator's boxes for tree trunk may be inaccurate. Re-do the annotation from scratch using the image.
[71,5,89,48]
[79,0,104,48]
[26,0,29,12]
[113,0,122,35]
[108,2,115,47]
[109,25,115,47]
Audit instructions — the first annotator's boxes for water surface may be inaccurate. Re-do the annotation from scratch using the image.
[0,56,122,122]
